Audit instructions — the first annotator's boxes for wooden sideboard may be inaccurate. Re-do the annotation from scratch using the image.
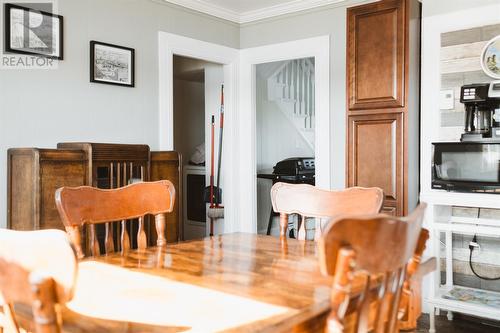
[346,0,421,216]
[7,143,182,252]
[7,148,88,231]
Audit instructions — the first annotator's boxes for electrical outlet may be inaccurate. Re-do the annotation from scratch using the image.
[469,240,481,252]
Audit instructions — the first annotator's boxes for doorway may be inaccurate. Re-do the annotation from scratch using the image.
[239,36,331,234]
[159,32,239,236]
[173,55,224,240]
[256,58,316,237]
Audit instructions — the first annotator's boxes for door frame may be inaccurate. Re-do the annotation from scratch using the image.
[238,36,331,233]
[158,32,239,233]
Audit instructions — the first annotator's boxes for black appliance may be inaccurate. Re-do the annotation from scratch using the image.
[461,82,500,142]
[257,157,315,236]
[432,142,500,193]
[272,157,315,182]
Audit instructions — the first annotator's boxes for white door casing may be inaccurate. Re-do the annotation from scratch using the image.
[238,36,331,233]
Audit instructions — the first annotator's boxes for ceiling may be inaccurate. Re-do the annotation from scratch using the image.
[164,0,349,24]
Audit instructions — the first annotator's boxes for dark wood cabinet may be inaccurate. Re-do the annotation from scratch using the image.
[347,0,420,216]
[8,144,182,248]
[348,113,403,214]
[347,0,406,111]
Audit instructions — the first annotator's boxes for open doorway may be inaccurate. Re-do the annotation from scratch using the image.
[256,58,316,237]
[238,35,329,234]
[173,55,224,240]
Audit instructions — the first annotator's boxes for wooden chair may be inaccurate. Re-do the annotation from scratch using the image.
[398,229,436,331]
[55,180,175,259]
[318,203,427,333]
[0,229,77,333]
[270,183,384,240]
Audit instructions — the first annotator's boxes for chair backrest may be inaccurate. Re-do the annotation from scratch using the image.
[318,203,427,333]
[55,180,175,259]
[270,183,384,240]
[0,229,77,333]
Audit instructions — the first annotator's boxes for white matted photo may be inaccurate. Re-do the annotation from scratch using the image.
[481,35,500,79]
[5,3,64,59]
[90,41,135,87]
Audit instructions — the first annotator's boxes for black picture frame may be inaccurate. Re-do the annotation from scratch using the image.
[4,3,64,60]
[90,41,135,88]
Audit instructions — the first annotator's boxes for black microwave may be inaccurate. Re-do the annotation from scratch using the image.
[432,142,500,193]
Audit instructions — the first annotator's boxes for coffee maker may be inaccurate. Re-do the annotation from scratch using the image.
[460,82,500,142]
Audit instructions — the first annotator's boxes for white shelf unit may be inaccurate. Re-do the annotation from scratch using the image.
[421,191,500,332]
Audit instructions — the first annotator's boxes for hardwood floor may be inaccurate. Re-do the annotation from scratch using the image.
[416,314,500,332]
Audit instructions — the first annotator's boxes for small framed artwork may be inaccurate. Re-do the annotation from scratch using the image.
[4,3,64,59]
[481,35,500,79]
[90,41,135,87]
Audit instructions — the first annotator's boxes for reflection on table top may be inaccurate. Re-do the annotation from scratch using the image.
[64,233,332,333]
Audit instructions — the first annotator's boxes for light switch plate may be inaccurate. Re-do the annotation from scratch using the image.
[440,89,455,110]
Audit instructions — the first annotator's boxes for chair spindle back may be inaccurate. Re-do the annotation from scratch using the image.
[271,183,384,240]
[55,180,175,258]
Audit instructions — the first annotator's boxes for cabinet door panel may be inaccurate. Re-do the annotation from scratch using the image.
[348,0,406,110]
[348,113,404,215]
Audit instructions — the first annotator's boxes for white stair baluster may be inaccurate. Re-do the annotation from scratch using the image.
[281,67,286,100]
[305,68,309,128]
[309,70,312,129]
[300,59,307,115]
[311,72,316,128]
[292,60,299,114]
[287,63,292,100]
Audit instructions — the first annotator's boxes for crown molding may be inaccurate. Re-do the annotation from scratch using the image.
[162,0,349,24]
[163,0,240,22]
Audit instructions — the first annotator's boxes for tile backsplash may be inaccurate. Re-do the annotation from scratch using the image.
[440,24,500,140]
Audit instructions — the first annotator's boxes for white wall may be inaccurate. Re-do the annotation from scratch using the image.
[0,0,239,228]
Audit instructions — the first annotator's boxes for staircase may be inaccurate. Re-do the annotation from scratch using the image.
[267,58,315,150]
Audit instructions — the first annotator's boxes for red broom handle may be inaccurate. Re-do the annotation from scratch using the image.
[210,115,215,208]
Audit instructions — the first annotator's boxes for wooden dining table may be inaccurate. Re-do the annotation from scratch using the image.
[46,233,333,333]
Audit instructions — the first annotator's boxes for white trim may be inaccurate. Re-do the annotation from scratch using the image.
[158,32,239,233]
[239,36,331,233]
[162,0,365,24]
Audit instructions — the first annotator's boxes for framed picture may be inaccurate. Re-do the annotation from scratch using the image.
[90,41,135,87]
[4,3,63,59]
[481,35,500,79]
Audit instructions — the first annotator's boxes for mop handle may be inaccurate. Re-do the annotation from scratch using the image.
[210,115,215,207]
[216,85,224,206]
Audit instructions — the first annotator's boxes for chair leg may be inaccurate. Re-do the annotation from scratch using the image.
[429,307,436,333]
[266,209,274,235]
